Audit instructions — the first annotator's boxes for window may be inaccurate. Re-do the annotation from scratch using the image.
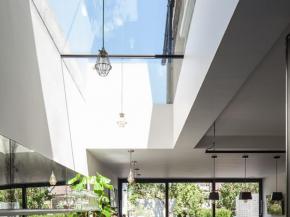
[122,182,166,217]
[119,179,262,217]
[0,188,22,209]
[216,182,260,217]
[169,182,212,217]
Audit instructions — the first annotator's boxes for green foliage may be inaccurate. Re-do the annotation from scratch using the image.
[128,183,165,205]
[197,209,212,217]
[169,183,205,217]
[27,188,52,209]
[216,183,258,215]
[216,208,232,217]
[69,173,113,217]
[266,195,284,215]
[0,189,22,205]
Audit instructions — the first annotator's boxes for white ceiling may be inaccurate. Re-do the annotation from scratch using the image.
[90,0,290,178]
[89,149,285,178]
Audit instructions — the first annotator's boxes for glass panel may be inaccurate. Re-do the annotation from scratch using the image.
[0,189,22,209]
[0,133,78,211]
[216,182,259,217]
[33,0,169,54]
[63,58,178,104]
[122,182,166,217]
[26,187,52,209]
[169,182,212,217]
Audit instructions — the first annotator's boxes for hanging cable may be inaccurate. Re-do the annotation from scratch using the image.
[102,0,105,49]
[121,61,124,114]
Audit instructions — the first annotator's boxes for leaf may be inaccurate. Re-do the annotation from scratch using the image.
[68,173,81,185]
[102,207,111,217]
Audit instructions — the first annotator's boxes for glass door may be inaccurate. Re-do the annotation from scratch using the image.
[121,182,166,217]
[169,182,212,217]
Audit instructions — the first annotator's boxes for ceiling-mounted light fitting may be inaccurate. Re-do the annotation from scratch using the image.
[95,0,112,77]
[239,155,252,202]
[271,156,283,201]
[49,170,57,186]
[127,150,135,184]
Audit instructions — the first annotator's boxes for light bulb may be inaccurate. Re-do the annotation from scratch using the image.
[117,113,127,128]
[127,168,135,184]
[49,170,57,186]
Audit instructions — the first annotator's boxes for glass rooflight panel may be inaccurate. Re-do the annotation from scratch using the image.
[63,58,168,104]
[33,0,168,54]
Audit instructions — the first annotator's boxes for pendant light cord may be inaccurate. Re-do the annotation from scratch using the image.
[213,157,216,179]
[129,150,132,169]
[213,122,216,150]
[244,157,247,179]
[102,0,105,49]
[121,61,124,113]
[276,157,278,192]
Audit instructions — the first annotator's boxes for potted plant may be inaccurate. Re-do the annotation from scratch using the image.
[68,173,114,217]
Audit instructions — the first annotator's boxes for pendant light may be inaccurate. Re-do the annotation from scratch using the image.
[209,155,219,200]
[127,150,135,184]
[271,156,283,201]
[117,62,127,127]
[208,122,219,200]
[94,0,112,77]
[49,170,57,186]
[239,155,252,201]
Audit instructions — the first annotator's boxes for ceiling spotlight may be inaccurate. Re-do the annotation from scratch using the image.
[95,0,111,77]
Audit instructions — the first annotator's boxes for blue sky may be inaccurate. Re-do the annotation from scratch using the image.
[47,0,168,103]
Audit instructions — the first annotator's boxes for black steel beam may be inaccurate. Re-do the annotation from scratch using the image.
[60,54,184,59]
[205,150,286,154]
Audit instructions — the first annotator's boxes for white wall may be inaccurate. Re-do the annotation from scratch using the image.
[0,0,52,159]
[173,0,239,144]
[148,105,173,148]
[30,1,75,171]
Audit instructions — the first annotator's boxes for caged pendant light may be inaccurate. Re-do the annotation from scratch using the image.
[94,0,112,77]
[271,156,283,201]
[239,155,252,201]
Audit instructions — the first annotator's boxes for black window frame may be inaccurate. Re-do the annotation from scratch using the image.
[118,178,263,217]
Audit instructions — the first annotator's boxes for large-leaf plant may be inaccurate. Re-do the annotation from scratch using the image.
[68,173,113,217]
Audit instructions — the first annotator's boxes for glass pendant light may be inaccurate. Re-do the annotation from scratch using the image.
[271,156,283,201]
[239,155,252,202]
[127,150,135,184]
[117,62,127,127]
[95,0,112,77]
[208,122,219,201]
[49,170,57,186]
